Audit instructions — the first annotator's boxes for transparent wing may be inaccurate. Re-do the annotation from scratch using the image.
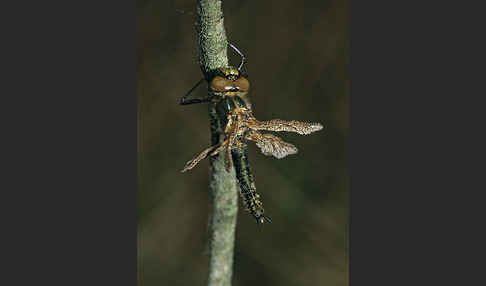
[246,132,298,159]
[247,118,323,135]
[181,141,227,173]
[224,117,240,172]
[225,142,233,172]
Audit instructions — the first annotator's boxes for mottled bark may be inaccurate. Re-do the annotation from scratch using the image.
[195,1,237,286]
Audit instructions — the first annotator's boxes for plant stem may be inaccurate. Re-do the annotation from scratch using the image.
[196,1,238,286]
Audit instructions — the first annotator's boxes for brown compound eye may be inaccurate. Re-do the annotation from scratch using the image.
[234,77,250,92]
[210,76,232,92]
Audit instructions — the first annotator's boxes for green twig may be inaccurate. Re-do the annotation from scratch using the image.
[195,1,237,286]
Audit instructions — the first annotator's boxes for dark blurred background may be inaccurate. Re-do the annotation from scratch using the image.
[137,0,348,285]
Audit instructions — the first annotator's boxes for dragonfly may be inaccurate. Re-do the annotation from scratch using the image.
[180,43,323,224]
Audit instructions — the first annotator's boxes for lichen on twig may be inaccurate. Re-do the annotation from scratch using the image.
[195,1,238,286]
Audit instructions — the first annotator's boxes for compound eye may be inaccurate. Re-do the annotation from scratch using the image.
[234,77,250,92]
[210,76,232,92]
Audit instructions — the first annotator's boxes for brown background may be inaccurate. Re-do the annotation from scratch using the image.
[137,0,348,285]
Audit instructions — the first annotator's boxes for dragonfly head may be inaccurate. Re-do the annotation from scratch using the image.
[210,66,250,94]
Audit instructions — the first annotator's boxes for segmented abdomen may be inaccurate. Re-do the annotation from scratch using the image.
[231,146,266,223]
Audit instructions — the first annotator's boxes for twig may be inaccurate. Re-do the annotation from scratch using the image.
[195,1,238,286]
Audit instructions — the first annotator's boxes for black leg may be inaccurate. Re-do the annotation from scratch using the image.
[228,43,246,71]
[179,78,209,105]
[180,97,211,105]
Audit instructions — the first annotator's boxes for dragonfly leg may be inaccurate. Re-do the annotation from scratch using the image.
[228,43,246,71]
[180,97,211,105]
[179,78,211,105]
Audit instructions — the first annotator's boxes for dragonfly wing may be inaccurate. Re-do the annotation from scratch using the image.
[225,144,232,172]
[224,117,241,172]
[247,118,323,135]
[181,141,227,172]
[246,132,298,159]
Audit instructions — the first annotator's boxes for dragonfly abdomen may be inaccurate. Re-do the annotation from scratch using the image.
[231,146,270,224]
